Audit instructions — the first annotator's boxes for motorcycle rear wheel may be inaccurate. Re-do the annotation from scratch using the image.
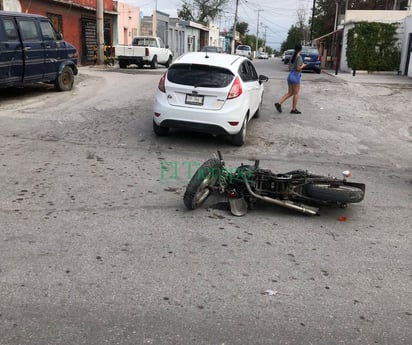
[305,184,364,203]
[183,158,223,210]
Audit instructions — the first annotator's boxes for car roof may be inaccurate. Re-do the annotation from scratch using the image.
[173,52,246,72]
[0,11,47,19]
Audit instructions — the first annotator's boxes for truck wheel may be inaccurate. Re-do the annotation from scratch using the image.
[150,56,158,69]
[119,61,127,69]
[165,56,173,68]
[55,66,74,91]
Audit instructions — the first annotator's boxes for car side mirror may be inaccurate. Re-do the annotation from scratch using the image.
[55,32,63,40]
[258,74,269,83]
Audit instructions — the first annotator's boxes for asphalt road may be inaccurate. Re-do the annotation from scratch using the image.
[0,58,411,345]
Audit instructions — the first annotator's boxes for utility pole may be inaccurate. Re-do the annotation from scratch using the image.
[309,0,316,44]
[153,0,157,37]
[231,0,239,54]
[255,10,263,56]
[96,0,104,65]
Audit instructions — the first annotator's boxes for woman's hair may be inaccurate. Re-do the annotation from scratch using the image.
[291,43,302,64]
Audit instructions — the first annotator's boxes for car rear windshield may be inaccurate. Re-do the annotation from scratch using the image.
[302,48,319,55]
[167,64,234,87]
[237,46,250,51]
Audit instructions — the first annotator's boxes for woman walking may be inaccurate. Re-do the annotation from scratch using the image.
[274,43,306,114]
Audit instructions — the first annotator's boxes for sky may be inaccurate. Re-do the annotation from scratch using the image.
[124,0,315,51]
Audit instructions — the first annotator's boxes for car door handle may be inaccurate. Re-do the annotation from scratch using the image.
[24,46,31,51]
[45,44,51,48]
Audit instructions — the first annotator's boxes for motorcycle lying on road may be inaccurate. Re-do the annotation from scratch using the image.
[183,152,365,216]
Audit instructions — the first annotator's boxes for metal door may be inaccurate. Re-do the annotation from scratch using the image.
[16,17,45,82]
[0,16,24,87]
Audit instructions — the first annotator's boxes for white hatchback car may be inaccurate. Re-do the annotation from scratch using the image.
[153,52,268,146]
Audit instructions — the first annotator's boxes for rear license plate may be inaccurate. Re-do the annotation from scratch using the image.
[304,57,311,61]
[185,94,204,105]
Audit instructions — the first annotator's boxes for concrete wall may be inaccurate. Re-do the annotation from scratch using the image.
[1,0,21,11]
[401,14,412,77]
[345,10,412,23]
[114,2,140,45]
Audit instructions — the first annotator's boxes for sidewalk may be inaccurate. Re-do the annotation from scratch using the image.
[323,68,412,85]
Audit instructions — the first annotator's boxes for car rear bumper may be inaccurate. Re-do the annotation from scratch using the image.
[156,119,229,135]
[303,62,321,71]
[153,92,247,135]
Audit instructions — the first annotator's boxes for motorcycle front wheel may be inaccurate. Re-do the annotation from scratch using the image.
[183,158,223,210]
[305,184,364,203]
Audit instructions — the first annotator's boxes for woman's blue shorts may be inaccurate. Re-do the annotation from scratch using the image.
[287,70,301,85]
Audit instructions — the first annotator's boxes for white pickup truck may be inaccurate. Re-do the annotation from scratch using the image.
[114,36,173,69]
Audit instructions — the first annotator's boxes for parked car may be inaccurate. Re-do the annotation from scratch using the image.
[257,51,269,59]
[301,46,321,73]
[153,52,269,146]
[201,46,223,53]
[283,49,294,64]
[0,11,78,91]
[235,45,252,60]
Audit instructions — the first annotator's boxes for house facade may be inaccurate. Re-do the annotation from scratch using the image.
[1,0,229,64]
[113,1,140,46]
[1,0,116,65]
[340,10,412,75]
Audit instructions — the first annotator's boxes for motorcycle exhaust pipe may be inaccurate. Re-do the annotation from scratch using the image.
[242,175,319,215]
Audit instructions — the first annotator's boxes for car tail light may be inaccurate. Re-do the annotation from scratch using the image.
[158,72,166,93]
[227,76,242,99]
[145,47,149,57]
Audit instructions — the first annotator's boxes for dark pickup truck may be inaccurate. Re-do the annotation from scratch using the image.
[0,11,78,91]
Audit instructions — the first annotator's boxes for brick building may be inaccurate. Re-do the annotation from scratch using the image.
[2,0,117,65]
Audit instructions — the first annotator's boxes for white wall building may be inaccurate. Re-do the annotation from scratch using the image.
[340,10,412,75]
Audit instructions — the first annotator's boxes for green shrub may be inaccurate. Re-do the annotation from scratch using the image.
[347,22,401,72]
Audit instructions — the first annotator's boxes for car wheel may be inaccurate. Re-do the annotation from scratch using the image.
[54,66,74,91]
[165,56,173,68]
[254,93,263,119]
[153,120,169,136]
[150,56,158,69]
[231,116,247,146]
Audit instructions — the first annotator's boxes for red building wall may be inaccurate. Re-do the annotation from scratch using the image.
[19,0,115,65]
[20,1,82,56]
[72,0,114,12]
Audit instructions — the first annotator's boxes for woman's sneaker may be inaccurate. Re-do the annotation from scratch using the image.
[274,102,282,113]
[290,109,302,114]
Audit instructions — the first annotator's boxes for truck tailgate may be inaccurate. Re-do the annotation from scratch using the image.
[115,46,145,57]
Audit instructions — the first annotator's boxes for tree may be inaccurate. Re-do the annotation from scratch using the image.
[236,22,249,37]
[177,0,229,24]
[347,22,401,71]
[280,25,304,52]
[310,0,336,40]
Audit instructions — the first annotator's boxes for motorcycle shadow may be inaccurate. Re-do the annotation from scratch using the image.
[204,197,359,219]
